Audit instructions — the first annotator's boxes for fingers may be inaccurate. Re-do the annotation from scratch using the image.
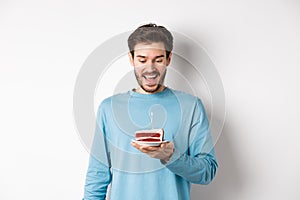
[131,141,174,161]
[130,141,139,148]
[130,141,159,152]
[161,141,173,149]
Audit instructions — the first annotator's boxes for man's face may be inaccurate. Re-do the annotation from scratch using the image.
[128,42,172,94]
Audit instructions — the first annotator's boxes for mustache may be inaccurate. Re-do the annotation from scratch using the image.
[141,71,160,77]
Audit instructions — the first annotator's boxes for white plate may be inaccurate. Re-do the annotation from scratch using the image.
[131,140,168,147]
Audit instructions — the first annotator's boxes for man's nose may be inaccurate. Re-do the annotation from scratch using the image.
[144,61,156,69]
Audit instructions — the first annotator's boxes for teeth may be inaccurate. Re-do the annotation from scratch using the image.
[145,75,157,79]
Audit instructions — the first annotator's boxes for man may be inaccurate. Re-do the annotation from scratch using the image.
[83,23,218,200]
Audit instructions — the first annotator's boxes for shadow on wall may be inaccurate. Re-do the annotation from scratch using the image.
[170,32,244,199]
[191,121,244,200]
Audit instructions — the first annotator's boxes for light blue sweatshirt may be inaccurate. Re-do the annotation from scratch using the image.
[83,88,218,200]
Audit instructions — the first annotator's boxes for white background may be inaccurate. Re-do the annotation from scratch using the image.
[1,0,300,199]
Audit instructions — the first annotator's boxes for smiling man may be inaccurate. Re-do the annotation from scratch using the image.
[83,23,218,200]
[129,42,170,94]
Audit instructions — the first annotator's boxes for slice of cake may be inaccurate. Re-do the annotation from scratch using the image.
[135,129,164,142]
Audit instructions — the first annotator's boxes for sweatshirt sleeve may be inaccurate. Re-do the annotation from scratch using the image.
[83,103,112,200]
[163,99,218,184]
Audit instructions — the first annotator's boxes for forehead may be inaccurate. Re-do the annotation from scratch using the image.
[133,42,166,57]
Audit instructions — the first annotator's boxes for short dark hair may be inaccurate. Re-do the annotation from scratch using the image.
[128,23,173,58]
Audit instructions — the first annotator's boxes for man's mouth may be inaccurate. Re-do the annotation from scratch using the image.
[142,73,159,86]
[143,74,158,79]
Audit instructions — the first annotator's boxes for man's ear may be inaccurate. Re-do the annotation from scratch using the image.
[128,52,134,66]
[166,52,172,66]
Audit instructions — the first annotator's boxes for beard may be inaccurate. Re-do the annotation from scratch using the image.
[134,69,167,93]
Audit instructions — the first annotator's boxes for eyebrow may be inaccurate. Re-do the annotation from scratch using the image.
[136,55,165,59]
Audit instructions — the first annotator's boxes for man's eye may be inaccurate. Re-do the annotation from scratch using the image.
[156,60,163,63]
[139,60,146,63]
